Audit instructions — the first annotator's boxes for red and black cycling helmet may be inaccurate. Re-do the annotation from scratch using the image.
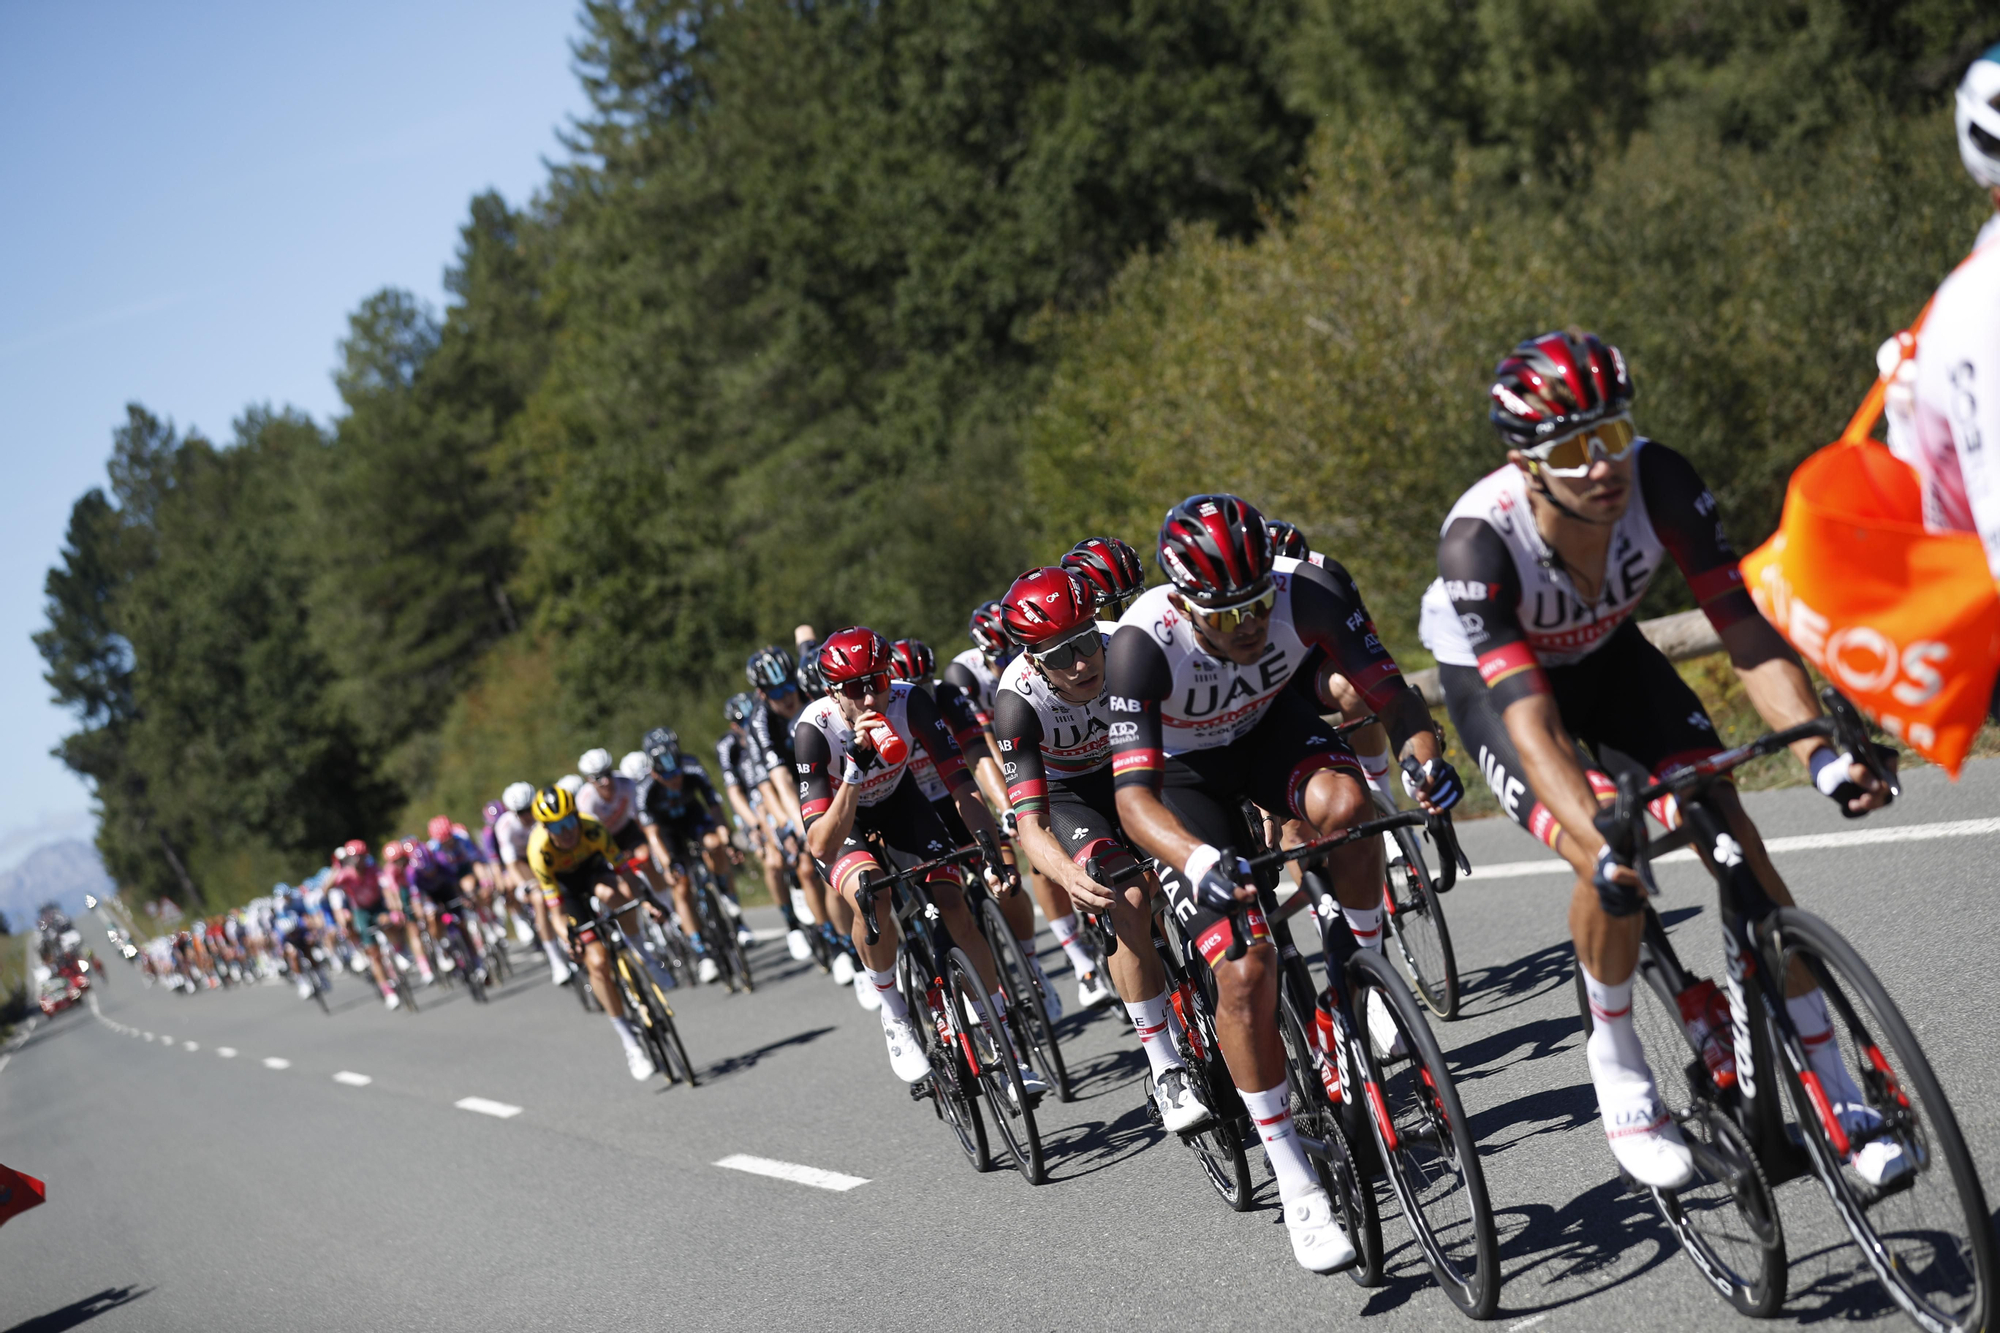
[968,601,1009,657]
[1157,494,1274,603]
[1264,519,1310,560]
[818,627,894,686]
[1000,567,1097,648]
[1489,329,1634,449]
[888,638,935,682]
[1062,536,1146,613]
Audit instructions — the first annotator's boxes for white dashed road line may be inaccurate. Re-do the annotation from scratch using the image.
[713,1153,870,1192]
[1508,1316,1549,1332]
[1464,815,2000,881]
[217,1047,237,1058]
[262,1057,291,1070]
[183,1041,199,1052]
[455,1097,522,1119]
[333,1071,372,1087]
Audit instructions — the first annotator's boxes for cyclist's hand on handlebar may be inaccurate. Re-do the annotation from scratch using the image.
[1065,864,1116,912]
[1811,743,1897,817]
[1401,756,1466,816]
[1591,844,1655,917]
[1184,843,1252,911]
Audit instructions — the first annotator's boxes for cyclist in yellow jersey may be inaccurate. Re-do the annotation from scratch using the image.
[525,786,657,1080]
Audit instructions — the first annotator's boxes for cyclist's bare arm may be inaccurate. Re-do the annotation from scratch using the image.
[1499,691,1617,878]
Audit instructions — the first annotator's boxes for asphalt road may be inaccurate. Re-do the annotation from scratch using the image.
[3,761,1998,1333]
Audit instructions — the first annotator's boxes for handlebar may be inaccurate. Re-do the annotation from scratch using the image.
[851,842,987,947]
[1243,803,1470,894]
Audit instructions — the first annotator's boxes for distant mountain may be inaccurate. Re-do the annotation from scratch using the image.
[0,839,112,935]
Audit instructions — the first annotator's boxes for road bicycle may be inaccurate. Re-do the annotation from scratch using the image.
[1241,798,1499,1318]
[433,902,489,1004]
[366,916,419,1014]
[855,841,1045,1185]
[573,894,697,1087]
[1576,686,1992,1332]
[966,831,1071,1102]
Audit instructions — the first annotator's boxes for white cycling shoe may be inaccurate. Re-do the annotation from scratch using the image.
[295,978,314,1001]
[882,1015,932,1083]
[623,1041,655,1082]
[1015,1062,1048,1099]
[1151,1066,1215,1133]
[383,991,401,1011]
[1367,990,1407,1060]
[831,953,857,987]
[1075,968,1115,1011]
[1284,1189,1357,1273]
[1588,1044,1694,1190]
[786,929,812,962]
[696,956,721,985]
[1837,1103,1918,1186]
[854,975,883,1012]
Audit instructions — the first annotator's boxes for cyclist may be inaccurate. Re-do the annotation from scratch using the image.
[378,840,433,987]
[1062,535,1148,629]
[795,627,1045,1095]
[747,645,852,980]
[524,786,657,1080]
[328,840,401,1010]
[495,782,567,983]
[1106,493,1463,1273]
[272,885,329,1001]
[1883,46,2000,585]
[993,565,1212,1131]
[406,840,486,981]
[1421,329,1899,1188]
[623,744,721,983]
[718,693,810,958]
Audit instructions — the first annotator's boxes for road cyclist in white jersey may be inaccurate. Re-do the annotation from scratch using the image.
[1104,493,1466,1273]
[991,562,1214,1133]
[1424,328,1899,1189]
[791,627,1045,1095]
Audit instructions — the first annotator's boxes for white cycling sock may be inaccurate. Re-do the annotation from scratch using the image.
[1581,964,1648,1081]
[543,940,568,970]
[861,966,908,1022]
[1047,914,1096,975]
[608,1015,641,1051]
[1239,1083,1319,1202]
[1356,748,1397,810]
[1787,989,1867,1106]
[1341,904,1384,953]
[1124,993,1184,1078]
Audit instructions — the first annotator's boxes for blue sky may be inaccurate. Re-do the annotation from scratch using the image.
[0,1,586,870]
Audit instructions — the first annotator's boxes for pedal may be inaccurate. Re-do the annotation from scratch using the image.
[909,1076,933,1101]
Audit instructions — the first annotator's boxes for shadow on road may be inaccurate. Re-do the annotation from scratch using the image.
[1455,939,1575,1020]
[1465,1082,1596,1157]
[1060,1045,1146,1100]
[2,1286,152,1333]
[700,1026,836,1082]
[1489,1175,1679,1317]
[1446,1016,1578,1085]
[1039,1100,1163,1183]
[1783,1236,1902,1325]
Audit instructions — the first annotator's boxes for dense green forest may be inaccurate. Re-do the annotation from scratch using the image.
[38,0,1998,906]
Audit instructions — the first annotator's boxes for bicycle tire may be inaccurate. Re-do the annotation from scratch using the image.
[636,953,697,1087]
[702,871,755,993]
[1385,826,1459,1020]
[1350,948,1499,1319]
[979,898,1072,1102]
[947,947,1044,1185]
[456,930,487,1003]
[1159,922,1253,1211]
[1278,992,1384,1285]
[906,945,989,1170]
[1766,908,1993,1333]
[312,975,330,1016]
[1572,940,1785,1316]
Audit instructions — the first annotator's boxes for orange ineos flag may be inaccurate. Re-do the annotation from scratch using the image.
[1742,371,2000,775]
[0,1163,46,1229]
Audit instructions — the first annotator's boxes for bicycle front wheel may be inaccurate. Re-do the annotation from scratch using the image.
[1385,827,1459,1020]
[980,898,1071,1102]
[909,948,988,1171]
[1768,908,1992,1333]
[1277,989,1382,1285]
[1350,949,1498,1319]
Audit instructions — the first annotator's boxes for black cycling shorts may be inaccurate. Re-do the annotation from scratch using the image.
[929,794,973,849]
[1439,618,1723,851]
[1045,767,1133,868]
[610,819,647,855]
[649,811,719,870]
[1154,690,1362,965]
[817,772,967,895]
[551,866,619,924]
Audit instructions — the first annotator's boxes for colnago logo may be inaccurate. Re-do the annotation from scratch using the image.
[1722,926,1756,1100]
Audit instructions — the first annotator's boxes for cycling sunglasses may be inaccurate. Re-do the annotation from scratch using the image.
[763,681,797,699]
[545,814,580,837]
[1184,582,1277,635]
[1524,415,1636,478]
[835,672,892,700]
[1029,628,1103,673]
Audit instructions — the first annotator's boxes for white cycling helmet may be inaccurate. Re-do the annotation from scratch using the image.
[1956,44,2000,190]
[556,773,586,795]
[502,781,535,812]
[577,747,614,779]
[618,750,653,782]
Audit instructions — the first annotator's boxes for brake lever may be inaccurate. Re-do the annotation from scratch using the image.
[1593,772,1642,863]
[855,875,882,946]
[1819,686,1901,802]
[975,830,1014,893]
[1081,856,1119,958]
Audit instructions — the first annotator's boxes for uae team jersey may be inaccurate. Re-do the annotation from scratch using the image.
[793,682,972,817]
[992,639,1115,813]
[1104,556,1405,787]
[1418,441,1756,706]
[576,774,640,834]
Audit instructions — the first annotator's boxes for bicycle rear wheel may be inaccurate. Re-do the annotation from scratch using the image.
[1278,990,1383,1285]
[1767,908,1992,1333]
[947,947,1044,1185]
[1384,827,1459,1020]
[980,898,1071,1102]
[1160,935,1253,1210]
[1350,948,1498,1319]
[1572,933,1785,1316]
[906,947,989,1171]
